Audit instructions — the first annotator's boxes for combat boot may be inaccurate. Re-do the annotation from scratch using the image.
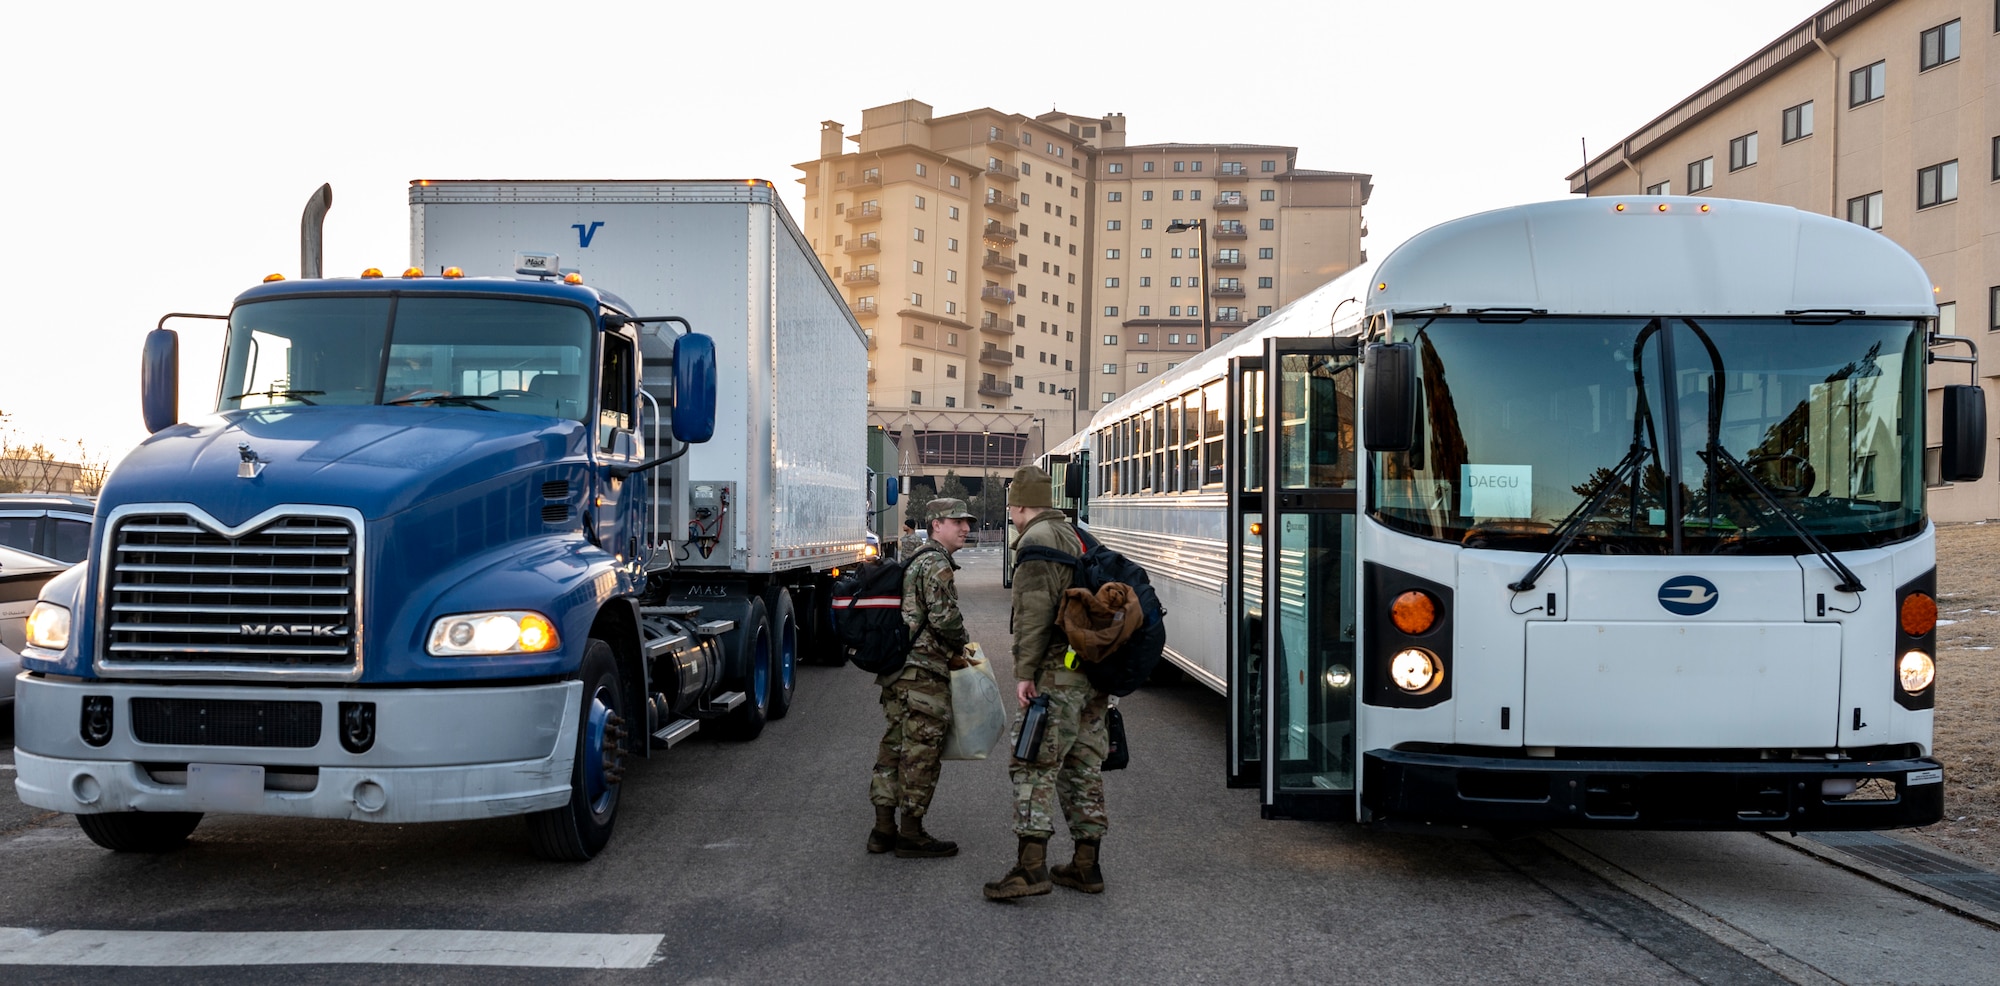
[982,836,1052,900]
[894,812,958,858]
[1051,839,1103,893]
[867,806,897,854]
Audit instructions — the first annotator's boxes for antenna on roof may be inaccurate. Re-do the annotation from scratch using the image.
[1580,138,1591,196]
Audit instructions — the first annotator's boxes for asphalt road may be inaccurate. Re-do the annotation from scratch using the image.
[0,545,1993,983]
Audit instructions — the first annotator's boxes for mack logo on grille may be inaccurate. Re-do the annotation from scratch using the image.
[240,623,349,637]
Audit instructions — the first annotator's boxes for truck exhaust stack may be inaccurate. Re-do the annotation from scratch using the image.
[300,183,333,279]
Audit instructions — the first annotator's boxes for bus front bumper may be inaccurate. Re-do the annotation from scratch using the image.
[1362,748,1944,831]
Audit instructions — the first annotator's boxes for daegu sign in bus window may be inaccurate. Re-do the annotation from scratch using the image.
[1461,464,1531,518]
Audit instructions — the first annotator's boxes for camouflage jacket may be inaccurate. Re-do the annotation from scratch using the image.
[899,539,968,677]
[1010,509,1080,683]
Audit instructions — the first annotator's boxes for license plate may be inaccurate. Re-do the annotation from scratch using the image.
[186,763,266,811]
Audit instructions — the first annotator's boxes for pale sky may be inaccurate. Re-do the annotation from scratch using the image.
[1,0,1814,467]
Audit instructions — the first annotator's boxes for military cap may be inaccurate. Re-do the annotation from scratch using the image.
[1007,465,1054,507]
[927,497,976,521]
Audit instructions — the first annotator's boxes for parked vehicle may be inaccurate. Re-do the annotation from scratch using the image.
[0,493,94,565]
[1,544,68,712]
[12,180,868,859]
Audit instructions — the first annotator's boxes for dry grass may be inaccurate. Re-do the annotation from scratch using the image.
[1908,522,2000,870]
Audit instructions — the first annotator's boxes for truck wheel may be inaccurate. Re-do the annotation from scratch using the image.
[76,811,202,852]
[717,597,772,740]
[765,588,798,721]
[527,638,627,861]
[803,579,843,666]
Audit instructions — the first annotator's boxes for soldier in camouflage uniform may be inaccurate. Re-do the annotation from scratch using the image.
[984,466,1110,900]
[895,519,925,561]
[868,497,976,858]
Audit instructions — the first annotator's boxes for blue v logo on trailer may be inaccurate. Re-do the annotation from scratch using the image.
[1657,575,1720,616]
[573,221,605,248]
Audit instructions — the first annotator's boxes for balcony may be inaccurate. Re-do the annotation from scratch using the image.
[984,193,1018,213]
[844,269,880,286]
[982,251,1017,274]
[985,162,1019,182]
[980,312,1014,334]
[844,203,881,223]
[850,299,879,318]
[1211,254,1247,270]
[1212,221,1248,240]
[867,367,876,383]
[1211,282,1246,297]
[986,126,1012,147]
[1216,164,1249,182]
[980,285,1017,305]
[1212,193,1248,211]
[979,347,1014,366]
[843,234,881,255]
[982,221,1017,244]
[978,380,1015,399]
[858,171,882,186]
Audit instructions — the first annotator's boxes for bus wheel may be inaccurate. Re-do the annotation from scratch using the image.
[527,638,626,861]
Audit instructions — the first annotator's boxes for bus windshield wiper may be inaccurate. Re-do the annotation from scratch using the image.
[1700,446,1865,593]
[383,393,498,411]
[1508,441,1650,593]
[226,388,322,405]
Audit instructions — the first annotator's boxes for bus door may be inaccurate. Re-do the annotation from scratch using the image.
[1225,353,1265,788]
[1259,336,1359,820]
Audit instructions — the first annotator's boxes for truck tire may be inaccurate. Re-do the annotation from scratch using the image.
[764,588,798,721]
[716,597,772,741]
[527,638,627,861]
[802,579,844,666]
[76,811,202,853]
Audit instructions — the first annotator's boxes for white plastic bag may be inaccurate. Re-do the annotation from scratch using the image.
[942,643,1006,760]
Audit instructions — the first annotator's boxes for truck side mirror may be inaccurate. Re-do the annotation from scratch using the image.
[884,476,899,505]
[142,328,180,434]
[1941,384,1987,483]
[671,332,717,444]
[1362,341,1415,453]
[1064,466,1083,500]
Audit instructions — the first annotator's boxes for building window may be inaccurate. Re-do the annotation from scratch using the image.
[1687,157,1714,193]
[948,206,960,220]
[1105,277,1120,287]
[1139,248,1152,258]
[1259,218,1274,230]
[1103,334,1118,345]
[1168,334,1181,344]
[947,237,959,252]
[1142,161,1154,172]
[1169,307,1181,317]
[1102,392,1116,403]
[1847,190,1884,229]
[1139,276,1151,287]
[1173,190,1184,201]
[945,269,958,283]
[1729,133,1758,171]
[913,195,926,210]
[1646,180,1671,195]
[1108,163,1124,174]
[1106,220,1122,230]
[1989,286,2000,331]
[1261,159,1277,172]
[1191,190,1203,201]
[1174,161,1186,172]
[1257,305,1272,317]
[1106,248,1121,259]
[915,163,928,177]
[911,391,922,404]
[1107,191,1123,202]
[944,396,956,407]
[1260,190,1276,201]
[950,174,961,188]
[1104,307,1119,316]
[1919,160,1959,208]
[1920,19,1961,70]
[1258,276,1273,288]
[945,301,958,315]
[1994,136,2000,181]
[1170,248,1183,259]
[911,357,924,371]
[1136,333,1149,343]
[1141,190,1155,202]
[1850,60,1886,106]
[1782,101,1814,143]
[1140,219,1154,230]
[912,260,923,274]
[946,361,957,376]
[1258,247,1274,259]
[1217,307,1239,322]
[1102,363,1117,374]
[913,228,925,241]
[1137,363,1150,374]
[1191,161,1202,172]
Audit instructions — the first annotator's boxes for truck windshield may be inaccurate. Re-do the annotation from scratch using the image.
[219,296,593,422]
[1369,316,1926,554]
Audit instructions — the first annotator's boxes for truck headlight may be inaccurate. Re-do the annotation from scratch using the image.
[1389,648,1442,694]
[427,611,560,656]
[1897,651,1935,693]
[26,602,71,650]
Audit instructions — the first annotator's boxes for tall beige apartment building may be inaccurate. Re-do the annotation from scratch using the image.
[1569,0,1998,521]
[797,100,1368,490]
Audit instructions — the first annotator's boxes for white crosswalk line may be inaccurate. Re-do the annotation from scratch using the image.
[0,927,662,968]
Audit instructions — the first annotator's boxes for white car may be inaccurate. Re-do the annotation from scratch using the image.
[1,544,70,711]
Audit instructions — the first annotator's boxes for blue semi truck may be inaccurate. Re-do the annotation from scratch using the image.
[12,181,871,860]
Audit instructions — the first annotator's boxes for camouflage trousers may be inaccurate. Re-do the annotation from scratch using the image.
[870,667,952,816]
[1007,672,1109,841]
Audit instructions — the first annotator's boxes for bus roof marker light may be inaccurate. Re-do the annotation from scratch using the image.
[564,272,584,285]
[402,267,425,279]
[1699,204,1711,213]
[1376,282,1387,292]
[1657,203,1670,213]
[442,266,465,279]
[1614,203,1626,212]
[360,267,384,278]
[263,273,285,282]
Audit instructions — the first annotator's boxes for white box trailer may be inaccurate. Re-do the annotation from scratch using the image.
[410,179,870,576]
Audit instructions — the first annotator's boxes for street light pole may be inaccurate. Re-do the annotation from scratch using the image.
[1166,218,1212,347]
[1056,386,1077,437]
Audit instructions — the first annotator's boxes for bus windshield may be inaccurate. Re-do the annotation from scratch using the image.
[218,296,594,422]
[1369,316,1926,554]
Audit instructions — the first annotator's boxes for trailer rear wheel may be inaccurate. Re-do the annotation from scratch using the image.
[716,598,772,740]
[76,811,202,853]
[526,638,626,861]
[765,589,798,720]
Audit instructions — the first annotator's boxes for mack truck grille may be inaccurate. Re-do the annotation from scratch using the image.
[104,511,359,673]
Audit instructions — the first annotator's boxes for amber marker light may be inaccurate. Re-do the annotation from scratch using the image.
[564,272,584,285]
[1390,590,1438,635]
[1376,282,1387,292]
[1657,203,1670,213]
[360,267,384,278]
[1900,592,1938,637]
[263,273,286,282]
[442,266,465,279]
[1614,203,1626,212]
[1249,521,1264,537]
[1699,204,1711,213]
[402,267,425,278]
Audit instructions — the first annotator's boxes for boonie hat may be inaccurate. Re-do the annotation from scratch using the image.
[927,497,976,521]
[1007,465,1054,508]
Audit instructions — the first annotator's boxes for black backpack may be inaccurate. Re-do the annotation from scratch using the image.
[1015,526,1167,697]
[830,554,922,675]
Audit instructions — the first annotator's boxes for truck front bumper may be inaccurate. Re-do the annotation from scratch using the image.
[12,674,580,824]
[1362,748,1945,831]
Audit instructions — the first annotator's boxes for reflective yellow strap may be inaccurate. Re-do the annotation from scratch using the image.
[1063,647,1079,670]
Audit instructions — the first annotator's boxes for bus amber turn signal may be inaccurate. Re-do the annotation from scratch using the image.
[1390,590,1437,635]
[1900,592,1937,637]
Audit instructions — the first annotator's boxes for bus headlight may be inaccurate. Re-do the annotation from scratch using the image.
[427,611,560,656]
[1324,665,1353,689]
[26,602,71,650]
[1897,651,1935,693]
[1389,649,1441,694]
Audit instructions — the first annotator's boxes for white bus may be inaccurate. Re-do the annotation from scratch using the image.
[1047,197,1985,828]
